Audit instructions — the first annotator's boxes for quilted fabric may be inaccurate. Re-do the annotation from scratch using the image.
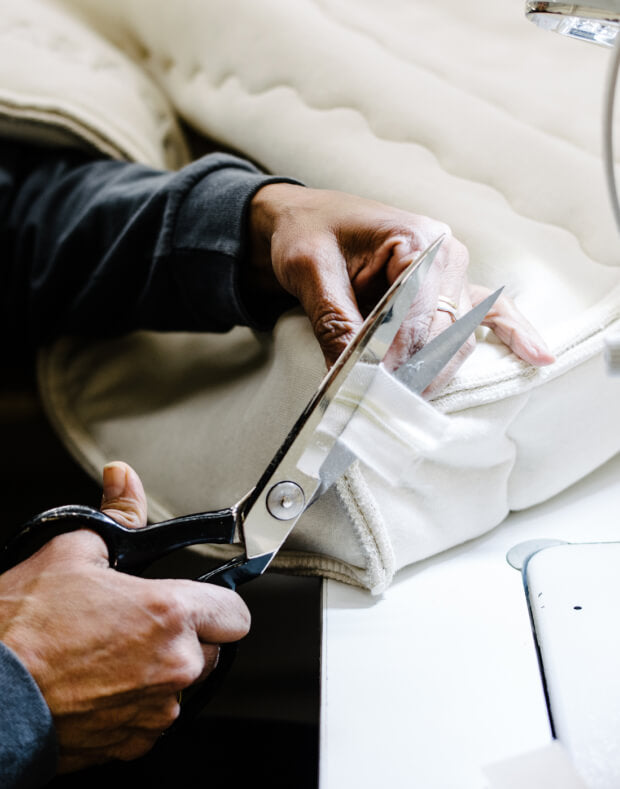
[25,0,620,590]
[0,0,189,167]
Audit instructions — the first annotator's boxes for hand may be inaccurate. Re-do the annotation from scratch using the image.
[0,462,250,772]
[249,184,554,390]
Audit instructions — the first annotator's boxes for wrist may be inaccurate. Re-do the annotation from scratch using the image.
[240,183,303,326]
[247,182,303,293]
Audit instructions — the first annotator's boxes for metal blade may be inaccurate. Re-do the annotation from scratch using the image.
[240,236,446,562]
[315,288,503,493]
[393,287,503,393]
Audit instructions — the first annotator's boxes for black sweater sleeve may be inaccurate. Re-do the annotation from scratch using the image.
[0,643,57,789]
[0,142,300,351]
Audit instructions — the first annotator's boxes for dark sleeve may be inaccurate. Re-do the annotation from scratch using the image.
[0,643,57,789]
[0,141,300,350]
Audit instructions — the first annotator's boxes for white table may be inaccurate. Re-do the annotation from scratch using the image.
[320,452,620,788]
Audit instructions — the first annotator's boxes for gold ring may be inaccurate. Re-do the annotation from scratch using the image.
[436,296,458,323]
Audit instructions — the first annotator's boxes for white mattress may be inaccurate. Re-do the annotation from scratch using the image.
[31,0,620,591]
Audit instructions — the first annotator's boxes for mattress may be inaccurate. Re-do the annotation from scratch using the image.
[32,0,620,591]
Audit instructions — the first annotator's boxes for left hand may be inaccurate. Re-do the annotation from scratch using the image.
[0,463,250,772]
[248,183,554,393]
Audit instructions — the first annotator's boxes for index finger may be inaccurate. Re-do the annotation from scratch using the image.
[176,579,252,644]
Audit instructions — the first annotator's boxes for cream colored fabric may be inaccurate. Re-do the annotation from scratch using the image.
[16,0,620,591]
[0,0,189,167]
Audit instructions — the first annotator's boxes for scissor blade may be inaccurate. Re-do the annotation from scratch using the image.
[315,288,503,493]
[240,236,446,563]
[393,287,503,393]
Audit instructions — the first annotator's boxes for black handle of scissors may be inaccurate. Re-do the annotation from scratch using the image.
[0,504,238,575]
[0,505,270,731]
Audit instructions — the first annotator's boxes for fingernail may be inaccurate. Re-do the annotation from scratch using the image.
[524,338,555,366]
[102,462,126,500]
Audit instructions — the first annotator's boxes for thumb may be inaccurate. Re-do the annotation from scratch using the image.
[101,461,148,530]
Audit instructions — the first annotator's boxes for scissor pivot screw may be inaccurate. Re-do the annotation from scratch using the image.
[266,482,305,521]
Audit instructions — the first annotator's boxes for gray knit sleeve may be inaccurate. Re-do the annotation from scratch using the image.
[0,642,57,788]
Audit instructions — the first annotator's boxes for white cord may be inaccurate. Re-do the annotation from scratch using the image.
[603,33,620,238]
[602,35,620,372]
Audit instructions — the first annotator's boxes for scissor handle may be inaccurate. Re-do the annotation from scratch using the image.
[1,505,271,731]
[0,504,238,575]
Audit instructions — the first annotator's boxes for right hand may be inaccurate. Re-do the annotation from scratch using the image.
[0,462,250,773]
[248,184,554,390]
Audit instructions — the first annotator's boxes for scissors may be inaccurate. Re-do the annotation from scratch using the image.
[0,235,501,716]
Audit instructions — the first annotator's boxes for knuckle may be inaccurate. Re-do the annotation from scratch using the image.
[277,240,326,290]
[84,705,140,731]
[167,650,204,690]
[290,241,322,270]
[160,697,181,728]
[374,224,417,251]
[102,506,144,530]
[407,219,452,250]
[434,220,452,240]
[139,698,180,731]
[314,306,356,351]
[444,237,469,272]
[491,294,515,319]
[415,221,452,250]
[145,587,186,629]
[161,593,187,625]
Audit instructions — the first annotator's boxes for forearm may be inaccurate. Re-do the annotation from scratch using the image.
[0,142,299,349]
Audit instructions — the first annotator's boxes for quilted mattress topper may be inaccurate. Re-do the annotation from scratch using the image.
[23,0,620,591]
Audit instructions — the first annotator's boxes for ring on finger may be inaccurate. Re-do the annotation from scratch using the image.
[436,295,458,323]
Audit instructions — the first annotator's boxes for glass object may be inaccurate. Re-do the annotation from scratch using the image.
[526,1,620,46]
